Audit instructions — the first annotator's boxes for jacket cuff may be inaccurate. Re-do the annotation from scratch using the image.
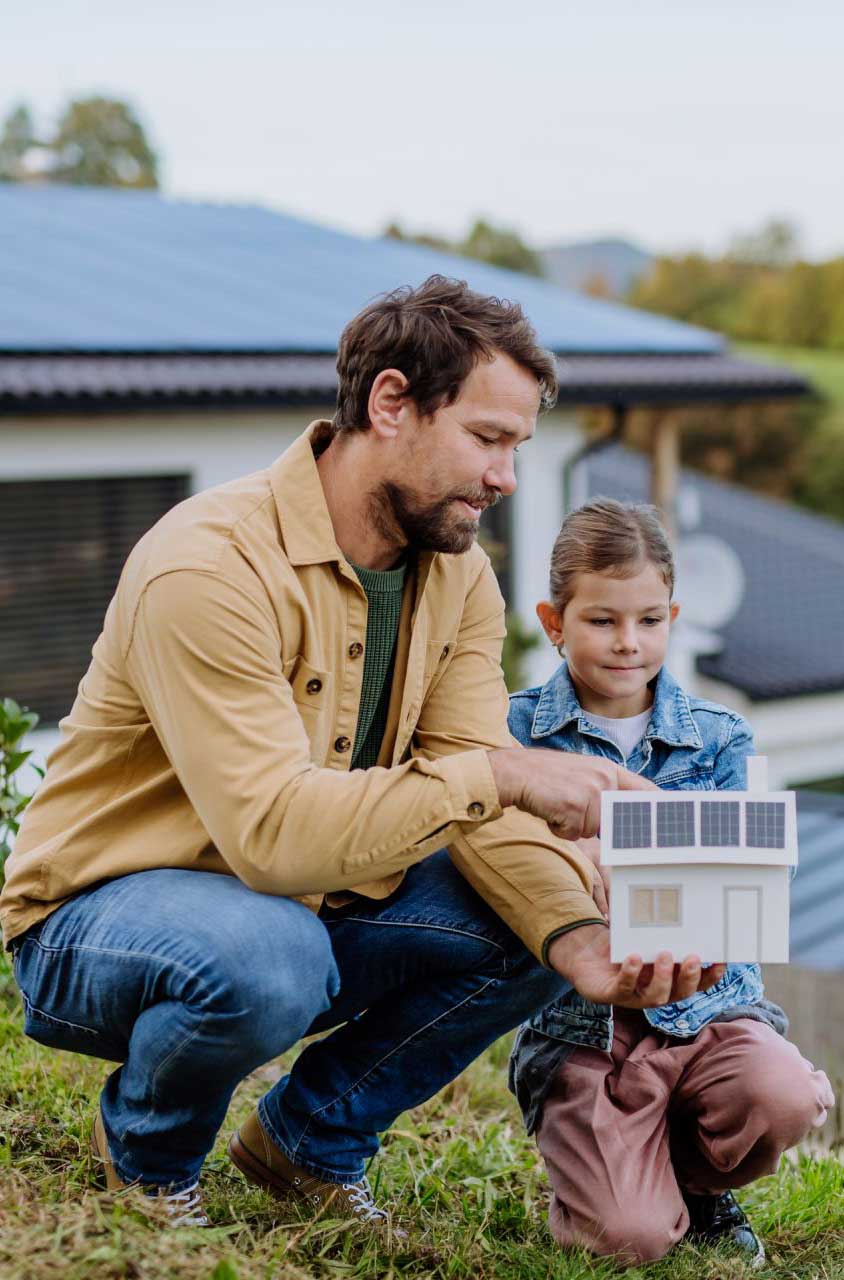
[420,748,503,827]
[540,915,609,968]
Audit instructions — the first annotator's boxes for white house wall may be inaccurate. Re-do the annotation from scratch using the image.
[0,408,319,492]
[511,408,585,688]
[695,674,844,789]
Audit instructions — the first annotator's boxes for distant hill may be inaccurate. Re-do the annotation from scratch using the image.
[539,237,653,297]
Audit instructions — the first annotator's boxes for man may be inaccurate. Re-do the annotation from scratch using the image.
[1,276,717,1231]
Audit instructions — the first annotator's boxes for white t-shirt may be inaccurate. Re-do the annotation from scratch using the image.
[585,708,652,762]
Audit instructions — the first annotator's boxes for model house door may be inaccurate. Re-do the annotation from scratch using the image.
[724,887,762,961]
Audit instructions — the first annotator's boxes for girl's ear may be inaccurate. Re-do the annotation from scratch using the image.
[536,600,564,647]
[669,601,680,625]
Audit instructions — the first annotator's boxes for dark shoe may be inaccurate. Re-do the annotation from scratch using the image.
[229,1110,406,1241]
[683,1190,765,1269]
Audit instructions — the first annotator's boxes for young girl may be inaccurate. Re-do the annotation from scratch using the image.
[508,498,832,1268]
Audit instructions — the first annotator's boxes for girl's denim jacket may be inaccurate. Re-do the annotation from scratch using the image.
[507,663,782,1131]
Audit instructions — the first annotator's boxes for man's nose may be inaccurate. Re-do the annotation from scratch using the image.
[485,453,517,497]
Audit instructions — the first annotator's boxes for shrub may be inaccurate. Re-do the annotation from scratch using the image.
[0,698,41,883]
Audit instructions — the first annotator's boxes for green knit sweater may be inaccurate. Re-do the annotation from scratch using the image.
[349,559,407,769]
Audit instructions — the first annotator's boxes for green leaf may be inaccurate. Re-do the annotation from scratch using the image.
[4,750,32,775]
[0,719,35,749]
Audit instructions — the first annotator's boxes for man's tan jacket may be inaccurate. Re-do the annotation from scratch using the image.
[1,423,600,959]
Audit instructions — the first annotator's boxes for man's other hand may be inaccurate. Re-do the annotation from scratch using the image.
[488,747,657,840]
[547,924,726,1009]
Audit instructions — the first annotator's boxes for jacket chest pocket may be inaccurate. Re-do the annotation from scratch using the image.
[422,638,456,694]
[651,764,715,791]
[283,656,332,761]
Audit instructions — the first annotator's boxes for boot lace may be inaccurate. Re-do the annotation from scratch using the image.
[161,1181,209,1227]
[341,1177,388,1224]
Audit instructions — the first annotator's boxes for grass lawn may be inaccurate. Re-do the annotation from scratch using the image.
[1,949,842,1280]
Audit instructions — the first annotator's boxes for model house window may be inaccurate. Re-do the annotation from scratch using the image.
[613,801,652,849]
[746,801,786,849]
[656,800,695,847]
[700,800,741,847]
[630,886,682,926]
[0,473,189,724]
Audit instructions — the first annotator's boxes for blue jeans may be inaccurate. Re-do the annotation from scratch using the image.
[11,852,568,1192]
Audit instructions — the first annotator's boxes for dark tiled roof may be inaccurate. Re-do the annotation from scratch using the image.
[586,446,844,700]
[0,354,338,411]
[0,351,807,413]
[792,791,844,971]
[555,354,806,404]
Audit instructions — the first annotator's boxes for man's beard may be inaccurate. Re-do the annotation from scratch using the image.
[371,482,501,555]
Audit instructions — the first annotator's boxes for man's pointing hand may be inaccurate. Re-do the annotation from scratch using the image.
[488,747,656,840]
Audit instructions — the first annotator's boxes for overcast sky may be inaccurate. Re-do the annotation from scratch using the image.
[6,0,844,259]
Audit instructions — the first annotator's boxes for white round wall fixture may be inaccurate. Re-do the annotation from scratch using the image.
[674,534,746,630]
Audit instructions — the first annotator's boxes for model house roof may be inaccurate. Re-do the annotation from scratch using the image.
[0,187,807,411]
[601,792,798,868]
[586,446,844,701]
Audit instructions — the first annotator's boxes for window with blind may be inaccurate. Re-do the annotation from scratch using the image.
[0,474,190,724]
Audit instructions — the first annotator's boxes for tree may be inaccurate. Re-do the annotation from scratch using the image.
[383,217,545,277]
[0,104,36,182]
[728,218,800,269]
[51,97,158,188]
[460,218,543,277]
[0,97,159,189]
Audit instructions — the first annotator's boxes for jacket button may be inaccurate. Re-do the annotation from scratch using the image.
[306,678,322,694]
[467,801,485,818]
[441,645,450,660]
[334,736,351,753]
[348,642,364,658]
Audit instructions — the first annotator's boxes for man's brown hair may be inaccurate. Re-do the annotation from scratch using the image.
[333,274,558,431]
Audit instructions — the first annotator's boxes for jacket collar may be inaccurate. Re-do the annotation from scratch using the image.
[270,421,345,567]
[530,661,703,750]
[269,421,437,591]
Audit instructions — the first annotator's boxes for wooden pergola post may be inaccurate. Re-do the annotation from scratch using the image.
[650,411,680,544]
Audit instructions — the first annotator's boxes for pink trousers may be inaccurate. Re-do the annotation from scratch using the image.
[536,1009,834,1264]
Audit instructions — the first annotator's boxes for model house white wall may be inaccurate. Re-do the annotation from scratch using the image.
[610,863,789,964]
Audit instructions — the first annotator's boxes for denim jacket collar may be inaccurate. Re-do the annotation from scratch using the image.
[530,662,703,751]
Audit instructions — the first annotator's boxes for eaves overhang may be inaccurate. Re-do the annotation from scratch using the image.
[0,351,810,416]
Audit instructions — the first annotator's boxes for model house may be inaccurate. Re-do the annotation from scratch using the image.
[601,759,797,964]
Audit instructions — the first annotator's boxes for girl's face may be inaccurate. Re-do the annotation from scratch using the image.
[537,562,679,717]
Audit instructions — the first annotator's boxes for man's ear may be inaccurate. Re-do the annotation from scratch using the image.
[669,601,680,625]
[536,600,564,647]
[367,369,411,441]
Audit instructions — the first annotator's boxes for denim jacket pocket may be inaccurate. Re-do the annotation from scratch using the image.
[650,763,716,790]
[644,964,764,1038]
